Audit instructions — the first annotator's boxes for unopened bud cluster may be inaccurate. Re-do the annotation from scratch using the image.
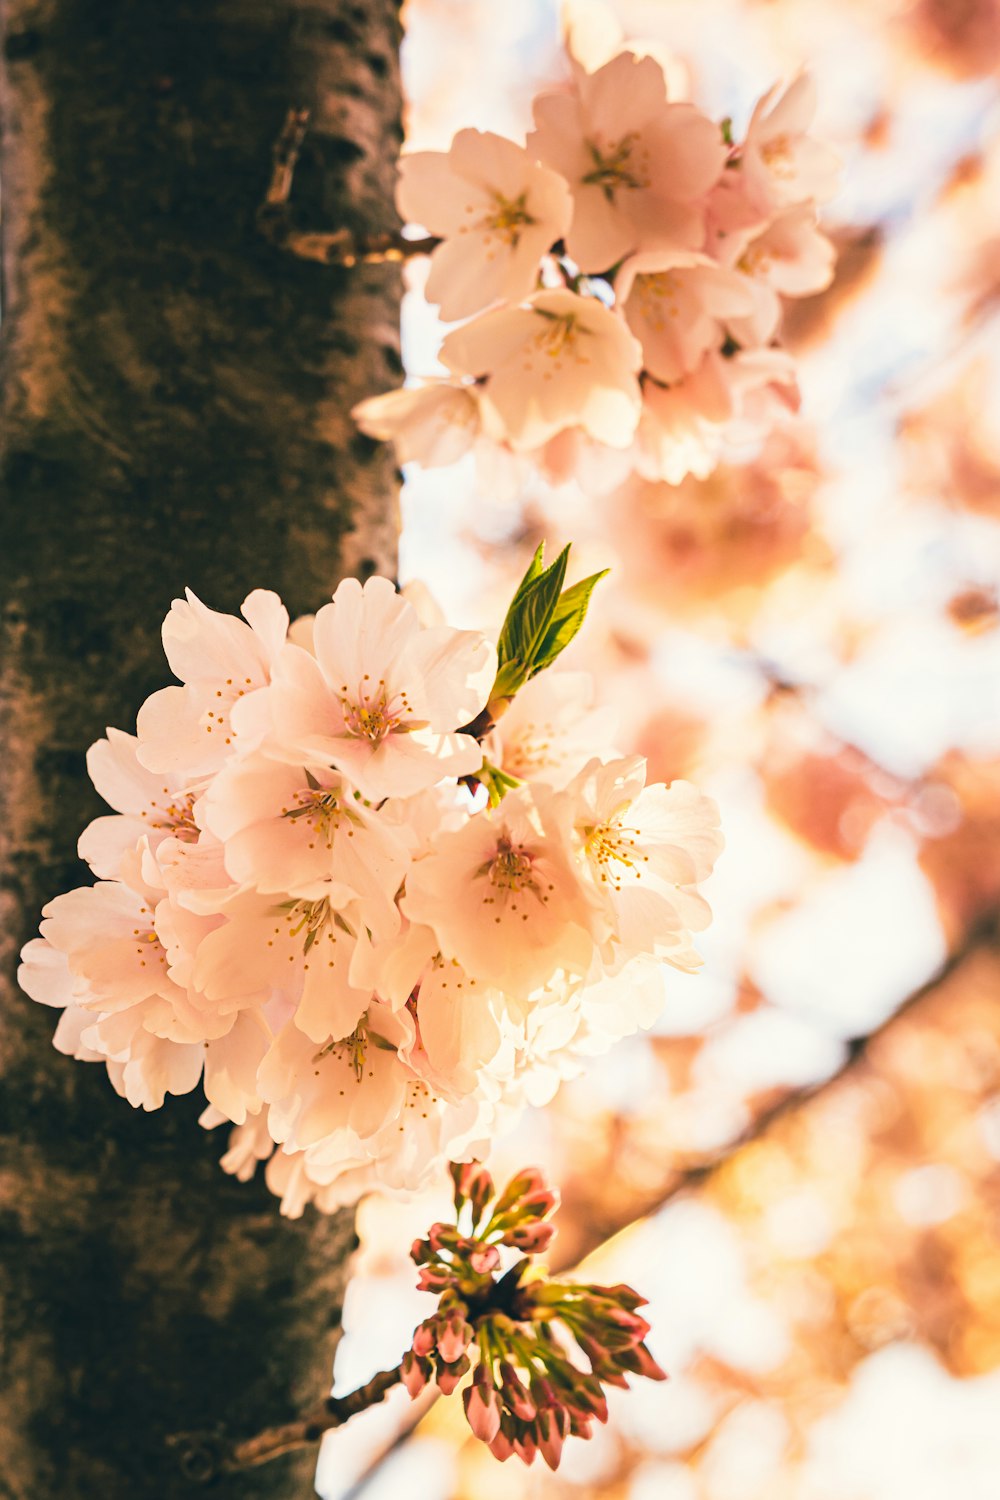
[401,1162,665,1469]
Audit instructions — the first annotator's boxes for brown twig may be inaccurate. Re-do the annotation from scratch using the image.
[170,1366,402,1482]
[257,108,439,266]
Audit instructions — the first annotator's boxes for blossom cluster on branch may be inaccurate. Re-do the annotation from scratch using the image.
[353,47,838,490]
[403,1161,665,1469]
[19,555,721,1213]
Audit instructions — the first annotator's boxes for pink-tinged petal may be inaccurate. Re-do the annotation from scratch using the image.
[295,941,371,1044]
[352,383,481,468]
[416,961,502,1093]
[18,939,72,1008]
[52,1004,106,1060]
[78,815,150,879]
[579,50,668,138]
[240,589,289,661]
[440,304,544,379]
[202,1010,271,1124]
[396,149,491,233]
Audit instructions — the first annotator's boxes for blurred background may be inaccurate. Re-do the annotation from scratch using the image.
[318,1,1000,1495]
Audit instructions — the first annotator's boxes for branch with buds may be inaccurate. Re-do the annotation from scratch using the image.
[176,1162,663,1480]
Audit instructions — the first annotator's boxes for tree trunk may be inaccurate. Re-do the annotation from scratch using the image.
[0,2,403,1495]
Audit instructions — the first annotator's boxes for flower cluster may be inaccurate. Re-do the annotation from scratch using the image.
[402,1161,664,1468]
[353,48,838,491]
[19,555,721,1214]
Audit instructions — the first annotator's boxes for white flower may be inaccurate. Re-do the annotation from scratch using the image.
[136,589,289,778]
[740,74,840,214]
[264,576,496,800]
[566,756,722,968]
[440,288,643,450]
[78,728,201,879]
[487,669,618,788]
[203,752,409,938]
[397,129,572,320]
[528,52,726,272]
[402,784,595,996]
[616,250,757,384]
[352,380,483,468]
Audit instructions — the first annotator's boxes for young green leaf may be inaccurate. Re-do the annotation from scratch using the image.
[531,568,609,677]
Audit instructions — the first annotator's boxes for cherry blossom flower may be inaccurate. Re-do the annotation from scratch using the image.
[724,206,836,346]
[78,728,201,880]
[616,250,757,384]
[136,588,289,778]
[528,52,726,272]
[402,785,595,996]
[397,129,573,320]
[265,576,495,800]
[486,670,618,788]
[203,752,409,937]
[740,74,840,215]
[352,380,484,468]
[440,288,643,450]
[565,755,722,968]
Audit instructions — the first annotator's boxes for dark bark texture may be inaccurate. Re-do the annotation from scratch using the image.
[0,2,403,1495]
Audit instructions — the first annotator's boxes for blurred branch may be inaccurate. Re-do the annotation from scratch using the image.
[257,108,438,266]
[341,908,999,1495]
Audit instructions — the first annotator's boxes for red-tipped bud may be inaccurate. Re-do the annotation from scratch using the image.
[501,1219,557,1254]
[494,1166,549,1215]
[463,1376,503,1442]
[512,1424,539,1466]
[499,1362,536,1420]
[435,1354,471,1396]
[590,1282,648,1312]
[536,1406,568,1471]
[411,1320,436,1357]
[618,1341,668,1382]
[436,1308,474,1364]
[488,1426,516,1462]
[427,1222,460,1253]
[467,1243,501,1275]
[400,1350,433,1399]
[450,1160,494,1218]
[568,1410,594,1440]
[512,1186,561,1221]
[416,1264,455,1294]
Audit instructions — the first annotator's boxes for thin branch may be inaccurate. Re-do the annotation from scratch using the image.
[257,108,439,266]
[169,1366,402,1483]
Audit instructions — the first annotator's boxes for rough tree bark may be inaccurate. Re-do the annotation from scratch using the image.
[0,2,403,1496]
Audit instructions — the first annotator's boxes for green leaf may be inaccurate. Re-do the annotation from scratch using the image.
[511,544,569,670]
[531,568,609,677]
[496,542,546,668]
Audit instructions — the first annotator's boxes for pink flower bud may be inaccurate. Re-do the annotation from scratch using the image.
[568,1411,593,1440]
[463,1378,502,1443]
[501,1219,557,1254]
[427,1222,459,1253]
[512,1425,538,1466]
[499,1361,536,1420]
[400,1350,432,1399]
[494,1166,549,1214]
[488,1427,516,1462]
[618,1341,668,1382]
[536,1406,568,1471]
[411,1320,436,1357]
[513,1186,561,1221]
[435,1353,471,1395]
[436,1309,473,1364]
[468,1244,501,1275]
[416,1264,454,1294]
[409,1237,434,1265]
[450,1160,494,1216]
